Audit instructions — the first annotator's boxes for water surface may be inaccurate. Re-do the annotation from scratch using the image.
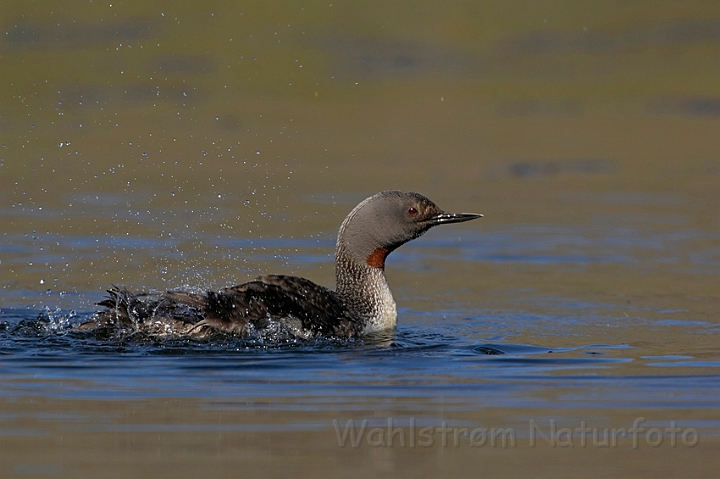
[2,1,719,477]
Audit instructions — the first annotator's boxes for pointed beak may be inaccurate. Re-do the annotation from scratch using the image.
[429,212,483,226]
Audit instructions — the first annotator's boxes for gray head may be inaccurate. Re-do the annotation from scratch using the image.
[336,191,482,269]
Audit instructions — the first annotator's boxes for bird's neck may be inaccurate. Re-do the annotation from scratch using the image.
[334,242,397,334]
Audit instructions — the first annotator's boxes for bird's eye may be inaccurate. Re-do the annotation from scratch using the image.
[408,207,418,216]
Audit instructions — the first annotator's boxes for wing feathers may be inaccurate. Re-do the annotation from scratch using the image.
[90,275,361,339]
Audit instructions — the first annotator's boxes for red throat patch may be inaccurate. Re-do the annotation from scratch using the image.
[366,247,390,269]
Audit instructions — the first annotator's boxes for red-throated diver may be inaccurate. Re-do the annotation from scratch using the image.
[85,191,481,340]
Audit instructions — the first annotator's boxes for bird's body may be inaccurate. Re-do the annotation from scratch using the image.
[84,191,481,340]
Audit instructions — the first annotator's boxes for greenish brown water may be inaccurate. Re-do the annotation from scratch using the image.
[1,1,720,477]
